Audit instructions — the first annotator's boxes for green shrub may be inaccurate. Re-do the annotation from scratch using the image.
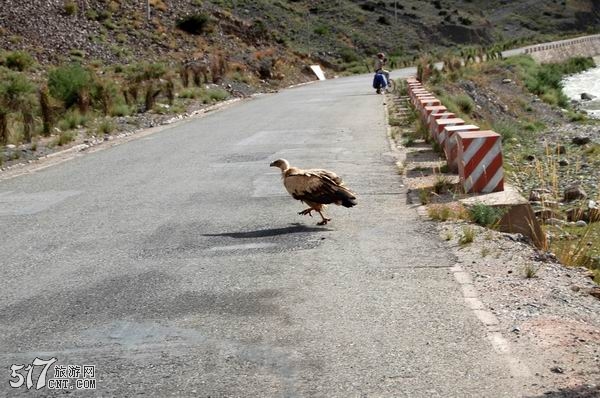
[179,87,202,99]
[3,51,34,71]
[97,119,115,135]
[454,94,475,114]
[313,25,329,36]
[459,225,476,245]
[110,103,130,117]
[56,131,75,146]
[48,64,93,108]
[339,47,360,63]
[64,0,78,15]
[176,13,211,35]
[58,110,88,131]
[469,202,505,227]
[206,88,229,102]
[493,119,518,142]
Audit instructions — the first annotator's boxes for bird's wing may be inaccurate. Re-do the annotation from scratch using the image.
[283,170,346,204]
[305,169,344,185]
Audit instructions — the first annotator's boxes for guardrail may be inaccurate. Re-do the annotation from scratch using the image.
[406,77,504,194]
[523,35,600,58]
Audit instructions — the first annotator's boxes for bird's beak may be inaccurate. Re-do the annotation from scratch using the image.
[269,161,276,167]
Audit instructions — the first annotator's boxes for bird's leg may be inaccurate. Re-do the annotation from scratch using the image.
[316,210,331,225]
[298,208,313,217]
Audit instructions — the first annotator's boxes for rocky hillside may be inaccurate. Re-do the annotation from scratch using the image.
[1,0,599,70]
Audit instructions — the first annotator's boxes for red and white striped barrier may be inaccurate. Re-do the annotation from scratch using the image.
[410,90,432,104]
[441,125,480,172]
[431,117,464,143]
[410,91,433,105]
[417,97,441,111]
[427,112,456,134]
[456,130,504,193]
[404,78,505,194]
[423,106,448,123]
[413,95,436,108]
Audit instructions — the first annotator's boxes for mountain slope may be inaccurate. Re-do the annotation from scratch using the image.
[1,0,599,70]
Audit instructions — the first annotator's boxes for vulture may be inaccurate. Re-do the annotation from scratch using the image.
[270,158,357,225]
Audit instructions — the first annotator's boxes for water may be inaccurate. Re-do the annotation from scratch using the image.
[562,62,600,118]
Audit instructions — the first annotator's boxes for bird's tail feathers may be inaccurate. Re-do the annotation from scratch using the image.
[336,186,357,207]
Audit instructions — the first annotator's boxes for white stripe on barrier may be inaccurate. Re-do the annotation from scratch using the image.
[461,137,485,165]
[482,166,504,193]
[464,142,502,192]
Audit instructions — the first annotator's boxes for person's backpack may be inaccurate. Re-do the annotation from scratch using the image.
[372,72,387,89]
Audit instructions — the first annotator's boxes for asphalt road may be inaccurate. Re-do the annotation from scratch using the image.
[1,72,525,397]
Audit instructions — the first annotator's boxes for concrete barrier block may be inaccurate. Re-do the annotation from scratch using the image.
[457,130,504,193]
[426,112,455,132]
[441,125,480,171]
[423,106,448,123]
[417,97,441,111]
[431,117,464,143]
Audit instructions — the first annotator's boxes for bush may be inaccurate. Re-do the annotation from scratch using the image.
[2,51,34,71]
[454,94,475,114]
[339,47,360,63]
[110,103,130,117]
[206,88,229,102]
[48,64,93,109]
[469,202,505,227]
[58,110,88,131]
[493,119,518,142]
[176,13,210,35]
[64,0,78,15]
[97,119,115,135]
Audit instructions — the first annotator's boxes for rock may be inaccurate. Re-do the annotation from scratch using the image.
[589,287,600,300]
[558,158,569,166]
[572,136,591,146]
[550,366,565,374]
[525,154,536,161]
[502,78,512,84]
[6,144,16,149]
[545,218,565,226]
[555,144,566,154]
[529,190,542,202]
[563,185,587,202]
[575,220,588,227]
[581,92,596,101]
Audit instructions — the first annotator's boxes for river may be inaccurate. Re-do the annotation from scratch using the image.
[562,60,600,118]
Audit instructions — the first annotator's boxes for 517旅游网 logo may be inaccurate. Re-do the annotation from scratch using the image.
[9,357,96,391]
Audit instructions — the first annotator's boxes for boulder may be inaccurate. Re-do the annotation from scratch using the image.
[581,92,596,101]
[572,136,591,146]
[563,185,587,202]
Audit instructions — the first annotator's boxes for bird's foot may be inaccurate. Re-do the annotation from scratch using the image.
[317,218,331,226]
[299,209,313,217]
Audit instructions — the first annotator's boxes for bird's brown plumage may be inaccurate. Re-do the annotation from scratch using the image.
[270,159,357,225]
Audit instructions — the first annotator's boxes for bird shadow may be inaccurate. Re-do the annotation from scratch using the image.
[203,223,332,239]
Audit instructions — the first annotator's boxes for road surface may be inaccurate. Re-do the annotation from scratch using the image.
[1,72,527,396]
